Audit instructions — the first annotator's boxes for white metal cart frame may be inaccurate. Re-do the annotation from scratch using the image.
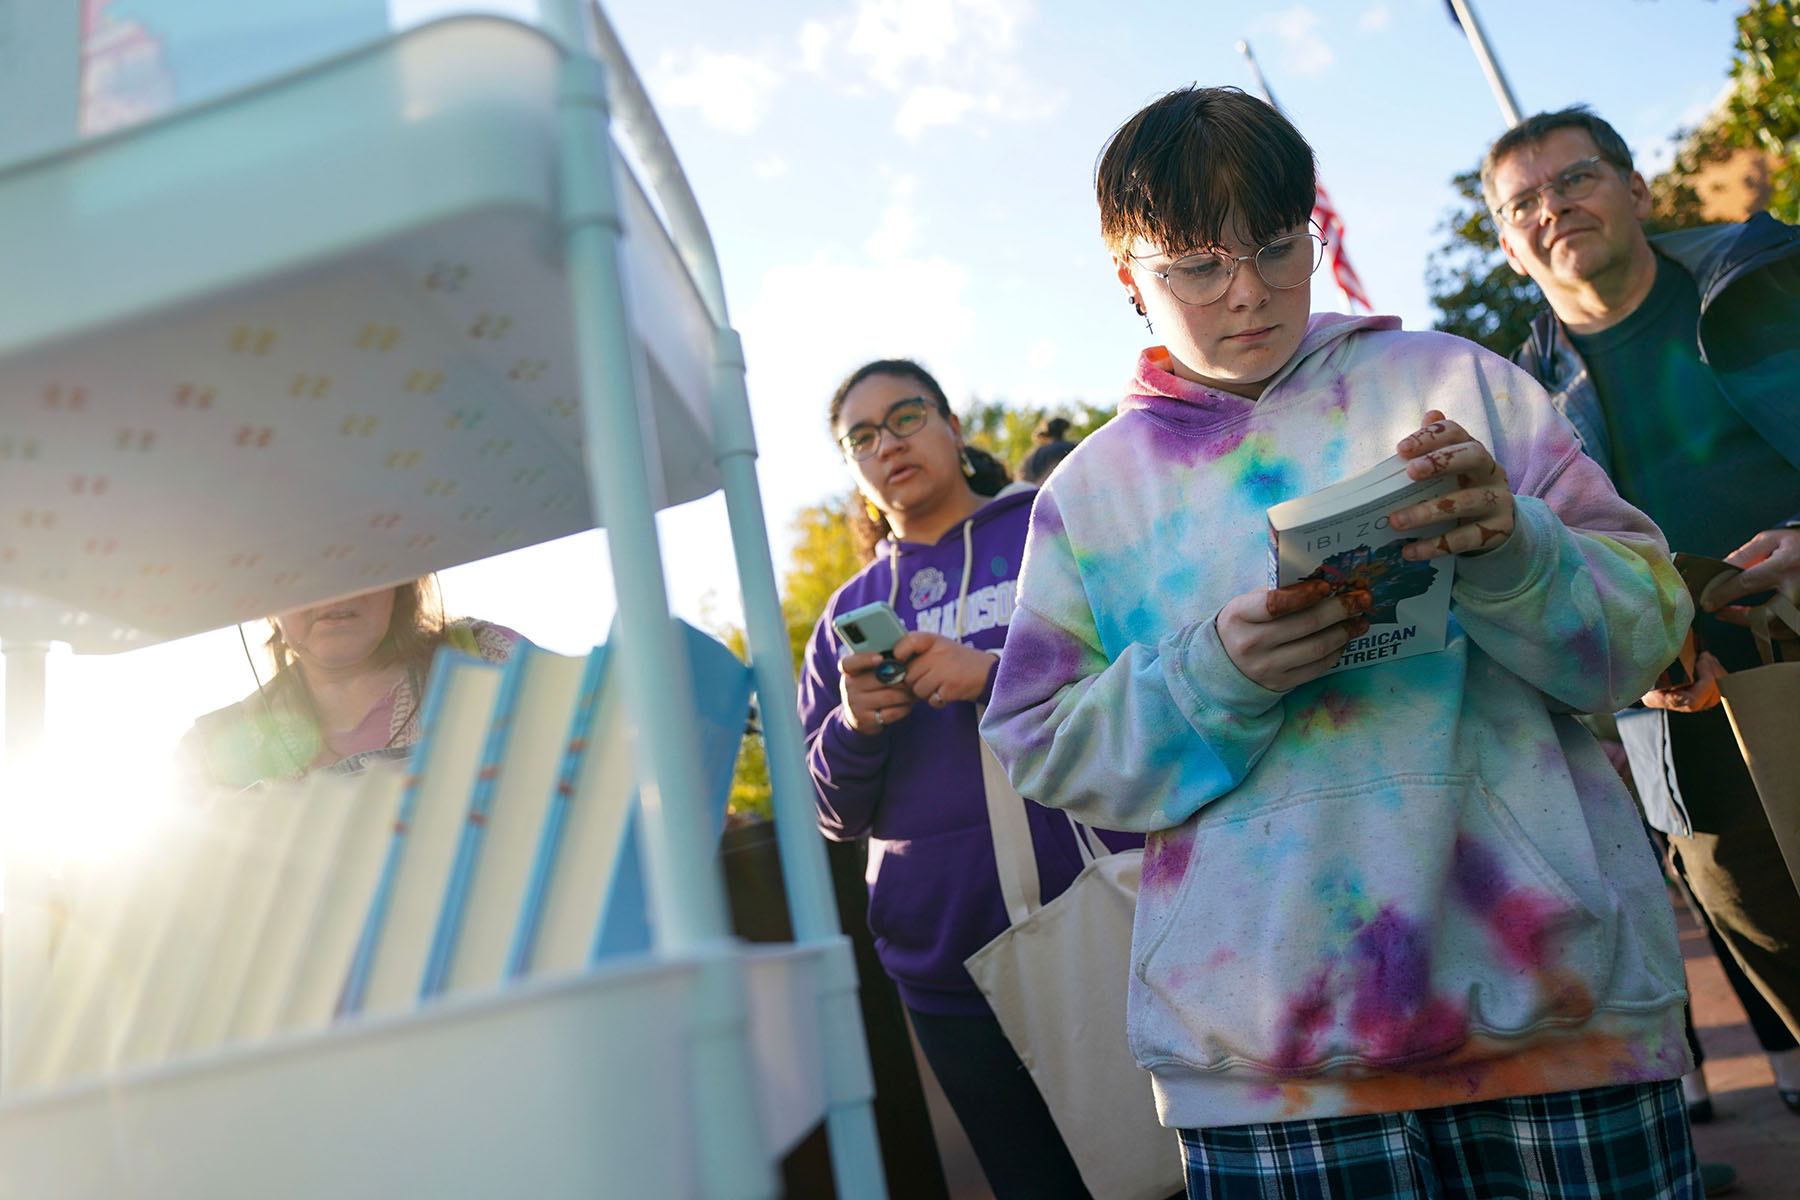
[0,3,883,1195]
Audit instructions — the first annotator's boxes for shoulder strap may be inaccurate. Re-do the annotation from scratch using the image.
[975,706,1039,925]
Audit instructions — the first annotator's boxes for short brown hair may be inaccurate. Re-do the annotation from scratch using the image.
[1096,86,1316,257]
[1480,106,1634,209]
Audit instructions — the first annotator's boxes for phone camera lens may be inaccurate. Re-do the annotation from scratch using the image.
[843,622,864,642]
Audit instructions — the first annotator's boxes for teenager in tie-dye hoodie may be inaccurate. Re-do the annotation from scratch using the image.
[980,88,1700,1196]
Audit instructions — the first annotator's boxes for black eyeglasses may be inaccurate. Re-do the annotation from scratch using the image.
[1132,232,1326,307]
[1494,156,1609,228]
[838,396,931,461]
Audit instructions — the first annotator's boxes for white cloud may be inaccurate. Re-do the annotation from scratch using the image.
[832,0,1056,138]
[1026,339,1058,370]
[1358,4,1391,33]
[1253,6,1334,78]
[799,20,831,73]
[865,192,920,262]
[752,155,789,180]
[894,85,978,140]
[651,48,782,135]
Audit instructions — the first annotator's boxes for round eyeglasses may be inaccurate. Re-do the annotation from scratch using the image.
[838,396,931,461]
[1493,156,1608,228]
[1133,232,1326,307]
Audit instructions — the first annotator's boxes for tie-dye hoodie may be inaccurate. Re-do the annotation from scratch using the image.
[980,314,1694,1129]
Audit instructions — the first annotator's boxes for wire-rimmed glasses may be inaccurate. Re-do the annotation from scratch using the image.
[1133,231,1326,307]
[838,396,931,461]
[1493,156,1608,228]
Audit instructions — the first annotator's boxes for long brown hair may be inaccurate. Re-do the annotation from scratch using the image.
[828,359,1010,561]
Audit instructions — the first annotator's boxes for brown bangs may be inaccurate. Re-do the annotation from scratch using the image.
[1097,86,1316,256]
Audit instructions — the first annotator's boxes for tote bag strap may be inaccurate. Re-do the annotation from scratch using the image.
[1066,814,1108,866]
[1748,593,1800,666]
[975,706,1040,925]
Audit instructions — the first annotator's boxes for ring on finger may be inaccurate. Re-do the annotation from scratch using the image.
[874,709,886,727]
[931,689,944,707]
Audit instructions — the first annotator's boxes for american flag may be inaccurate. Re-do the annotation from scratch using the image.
[1311,181,1372,313]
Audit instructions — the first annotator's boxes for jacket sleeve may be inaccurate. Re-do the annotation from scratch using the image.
[1452,360,1692,714]
[979,489,1287,833]
[799,608,891,841]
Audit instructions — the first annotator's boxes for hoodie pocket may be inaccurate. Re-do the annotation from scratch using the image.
[1131,773,1613,1074]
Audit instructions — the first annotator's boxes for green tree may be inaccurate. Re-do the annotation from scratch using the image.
[1714,0,1800,222]
[959,397,1115,475]
[1425,166,1544,356]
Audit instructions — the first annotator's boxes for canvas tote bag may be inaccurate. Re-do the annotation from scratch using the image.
[963,738,1184,1200]
[1717,592,1800,892]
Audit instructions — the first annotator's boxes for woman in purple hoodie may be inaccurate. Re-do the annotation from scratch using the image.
[799,358,1139,1199]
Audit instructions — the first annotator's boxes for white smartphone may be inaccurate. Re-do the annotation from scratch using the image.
[833,601,909,684]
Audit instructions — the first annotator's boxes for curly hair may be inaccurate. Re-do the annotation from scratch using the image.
[829,358,1010,561]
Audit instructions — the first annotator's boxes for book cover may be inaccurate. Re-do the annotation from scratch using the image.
[339,650,504,1017]
[435,645,593,996]
[1267,454,1459,675]
[510,645,637,977]
[3,835,161,1090]
[504,645,614,979]
[113,797,261,1069]
[276,765,407,1034]
[187,780,331,1050]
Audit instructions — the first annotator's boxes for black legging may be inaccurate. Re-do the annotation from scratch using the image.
[908,1006,1092,1200]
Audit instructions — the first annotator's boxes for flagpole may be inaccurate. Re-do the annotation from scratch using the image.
[1446,0,1523,127]
[1233,40,1279,110]
[1234,39,1373,314]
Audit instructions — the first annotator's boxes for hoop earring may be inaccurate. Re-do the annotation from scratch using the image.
[1127,293,1146,318]
[959,448,976,478]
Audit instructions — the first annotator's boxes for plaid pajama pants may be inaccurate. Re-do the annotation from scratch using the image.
[1178,1080,1698,1199]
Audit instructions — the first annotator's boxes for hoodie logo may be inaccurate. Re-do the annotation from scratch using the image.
[909,567,948,610]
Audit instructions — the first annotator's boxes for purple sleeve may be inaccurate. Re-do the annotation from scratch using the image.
[798,610,891,841]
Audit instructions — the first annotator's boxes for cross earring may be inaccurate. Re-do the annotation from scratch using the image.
[1127,292,1151,331]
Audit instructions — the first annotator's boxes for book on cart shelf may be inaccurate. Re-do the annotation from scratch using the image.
[342,654,507,1018]
[1,623,753,1095]
[1266,453,1458,675]
[433,643,597,996]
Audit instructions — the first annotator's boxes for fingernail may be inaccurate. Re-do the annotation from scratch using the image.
[1391,512,1410,529]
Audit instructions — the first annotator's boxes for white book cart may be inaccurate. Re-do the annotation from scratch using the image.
[0,2,884,1196]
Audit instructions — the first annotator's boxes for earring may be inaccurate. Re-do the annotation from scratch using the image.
[1127,293,1146,318]
[960,448,976,478]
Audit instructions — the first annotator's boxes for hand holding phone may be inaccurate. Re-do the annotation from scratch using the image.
[834,601,909,685]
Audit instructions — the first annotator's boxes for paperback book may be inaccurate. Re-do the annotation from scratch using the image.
[1266,454,1459,675]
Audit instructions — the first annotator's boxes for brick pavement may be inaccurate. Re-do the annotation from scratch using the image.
[1678,895,1800,1197]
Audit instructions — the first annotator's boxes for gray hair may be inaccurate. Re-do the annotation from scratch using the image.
[1480,105,1635,209]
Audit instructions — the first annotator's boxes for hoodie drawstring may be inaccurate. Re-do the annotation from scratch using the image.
[955,519,974,640]
[887,515,978,641]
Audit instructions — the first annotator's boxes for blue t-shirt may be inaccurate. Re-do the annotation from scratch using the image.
[1570,254,1800,668]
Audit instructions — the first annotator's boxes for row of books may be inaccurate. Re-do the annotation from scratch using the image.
[3,622,751,1093]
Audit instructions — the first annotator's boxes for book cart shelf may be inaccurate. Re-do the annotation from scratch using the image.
[0,3,884,1196]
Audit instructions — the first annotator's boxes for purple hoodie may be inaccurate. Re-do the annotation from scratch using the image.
[799,483,1143,1015]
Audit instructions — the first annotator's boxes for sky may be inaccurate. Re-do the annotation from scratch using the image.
[7,0,1753,851]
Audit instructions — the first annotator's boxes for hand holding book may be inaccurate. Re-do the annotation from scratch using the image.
[1389,410,1516,563]
[1217,578,1374,693]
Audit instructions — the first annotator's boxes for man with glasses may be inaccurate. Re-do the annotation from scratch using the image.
[1487,107,1800,1069]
